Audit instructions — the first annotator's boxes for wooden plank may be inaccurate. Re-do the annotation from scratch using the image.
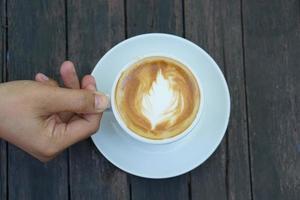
[126,1,189,199]
[130,175,189,200]
[67,0,130,199]
[7,1,68,199]
[0,0,7,199]
[185,0,252,199]
[126,0,183,36]
[243,0,300,199]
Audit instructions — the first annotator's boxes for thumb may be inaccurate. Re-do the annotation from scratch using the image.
[41,87,110,114]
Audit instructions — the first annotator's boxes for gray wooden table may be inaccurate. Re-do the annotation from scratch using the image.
[0,0,299,199]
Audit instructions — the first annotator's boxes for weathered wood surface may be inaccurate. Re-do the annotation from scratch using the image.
[126,0,183,36]
[67,0,129,199]
[7,1,68,199]
[0,0,299,199]
[243,0,300,199]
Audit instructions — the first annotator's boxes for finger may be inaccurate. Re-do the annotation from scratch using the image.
[41,86,109,114]
[59,61,80,122]
[36,72,74,122]
[82,75,109,103]
[60,61,80,89]
[67,75,98,123]
[81,77,104,120]
[35,73,59,87]
[62,78,102,145]
[61,113,101,146]
[81,75,96,89]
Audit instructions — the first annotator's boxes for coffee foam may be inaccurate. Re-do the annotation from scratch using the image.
[115,56,200,140]
[141,69,183,129]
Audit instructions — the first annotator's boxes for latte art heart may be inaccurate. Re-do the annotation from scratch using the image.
[115,56,200,140]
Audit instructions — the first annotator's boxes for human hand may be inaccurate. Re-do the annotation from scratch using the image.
[0,61,109,162]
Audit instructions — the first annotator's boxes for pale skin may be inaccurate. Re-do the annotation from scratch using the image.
[0,61,109,162]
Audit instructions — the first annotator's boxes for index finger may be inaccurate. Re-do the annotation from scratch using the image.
[60,61,80,89]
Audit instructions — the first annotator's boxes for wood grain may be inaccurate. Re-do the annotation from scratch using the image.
[1,0,299,199]
[243,0,300,199]
[126,0,189,199]
[7,1,68,199]
[67,0,129,199]
[126,0,183,37]
[0,0,7,199]
[130,175,189,200]
[185,0,252,199]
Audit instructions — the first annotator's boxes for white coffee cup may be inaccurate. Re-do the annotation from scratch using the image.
[110,53,204,145]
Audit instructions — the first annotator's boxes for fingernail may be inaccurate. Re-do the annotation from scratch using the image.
[95,92,110,112]
[38,73,49,81]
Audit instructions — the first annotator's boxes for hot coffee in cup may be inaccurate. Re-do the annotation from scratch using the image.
[112,56,201,143]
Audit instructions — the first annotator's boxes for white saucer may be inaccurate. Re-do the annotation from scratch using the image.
[91,33,230,179]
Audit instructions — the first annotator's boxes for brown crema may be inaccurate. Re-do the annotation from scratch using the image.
[115,56,200,140]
